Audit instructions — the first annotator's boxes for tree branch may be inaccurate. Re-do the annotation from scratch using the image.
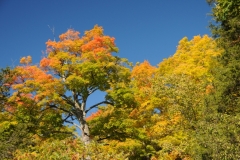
[62,113,73,123]
[88,88,98,95]
[60,94,75,106]
[48,104,74,115]
[97,135,111,142]
[85,101,113,113]
[65,120,81,130]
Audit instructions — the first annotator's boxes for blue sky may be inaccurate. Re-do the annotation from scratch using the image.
[0,1,212,123]
[0,1,212,68]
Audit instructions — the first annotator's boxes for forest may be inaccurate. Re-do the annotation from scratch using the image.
[0,1,240,159]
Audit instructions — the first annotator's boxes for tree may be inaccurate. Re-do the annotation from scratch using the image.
[208,0,240,114]
[0,67,20,159]
[149,35,221,159]
[0,67,11,109]
[202,0,240,158]
[0,67,74,159]
[0,68,33,159]
[9,25,132,145]
[87,61,158,159]
[87,35,222,159]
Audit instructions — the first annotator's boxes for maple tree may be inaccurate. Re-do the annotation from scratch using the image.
[0,68,73,159]
[145,35,221,159]
[8,25,132,145]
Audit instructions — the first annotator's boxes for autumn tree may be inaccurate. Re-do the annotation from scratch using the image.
[9,25,132,145]
[0,68,35,159]
[149,35,222,159]
[0,67,74,159]
[87,36,222,159]
[0,67,18,159]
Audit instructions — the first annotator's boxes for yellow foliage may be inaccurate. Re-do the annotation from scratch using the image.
[20,56,32,65]
[158,35,222,80]
[131,60,157,89]
[205,84,214,94]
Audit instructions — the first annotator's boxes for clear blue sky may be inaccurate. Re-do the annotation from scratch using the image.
[0,0,212,68]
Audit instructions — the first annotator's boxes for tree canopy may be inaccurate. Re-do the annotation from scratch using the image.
[1,2,240,158]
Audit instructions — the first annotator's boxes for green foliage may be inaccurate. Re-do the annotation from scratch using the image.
[0,100,73,159]
[0,67,11,109]
[195,111,240,159]
[13,138,127,160]
[0,115,32,159]
[0,67,73,159]
[209,0,240,114]
[0,68,31,159]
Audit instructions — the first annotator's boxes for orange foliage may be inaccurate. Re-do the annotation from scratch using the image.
[81,36,115,52]
[206,84,214,94]
[129,108,138,118]
[131,60,156,89]
[46,29,80,52]
[59,29,80,41]
[10,64,62,106]
[131,61,156,104]
[20,56,32,65]
[5,104,16,113]
[14,66,53,84]
[40,57,50,68]
[43,25,117,69]
[86,110,103,121]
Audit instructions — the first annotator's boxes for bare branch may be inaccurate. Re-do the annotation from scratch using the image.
[60,94,75,106]
[88,88,98,95]
[48,104,74,115]
[85,101,113,113]
[97,135,111,142]
[62,113,73,123]
[65,120,81,130]
[48,25,56,41]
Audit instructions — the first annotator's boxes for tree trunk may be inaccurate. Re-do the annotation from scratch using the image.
[79,117,90,145]
[77,104,91,159]
[75,101,90,145]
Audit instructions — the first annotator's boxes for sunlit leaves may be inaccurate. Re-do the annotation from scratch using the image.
[131,60,156,97]
[20,56,32,65]
[143,35,223,159]
[14,137,127,160]
[158,35,221,81]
